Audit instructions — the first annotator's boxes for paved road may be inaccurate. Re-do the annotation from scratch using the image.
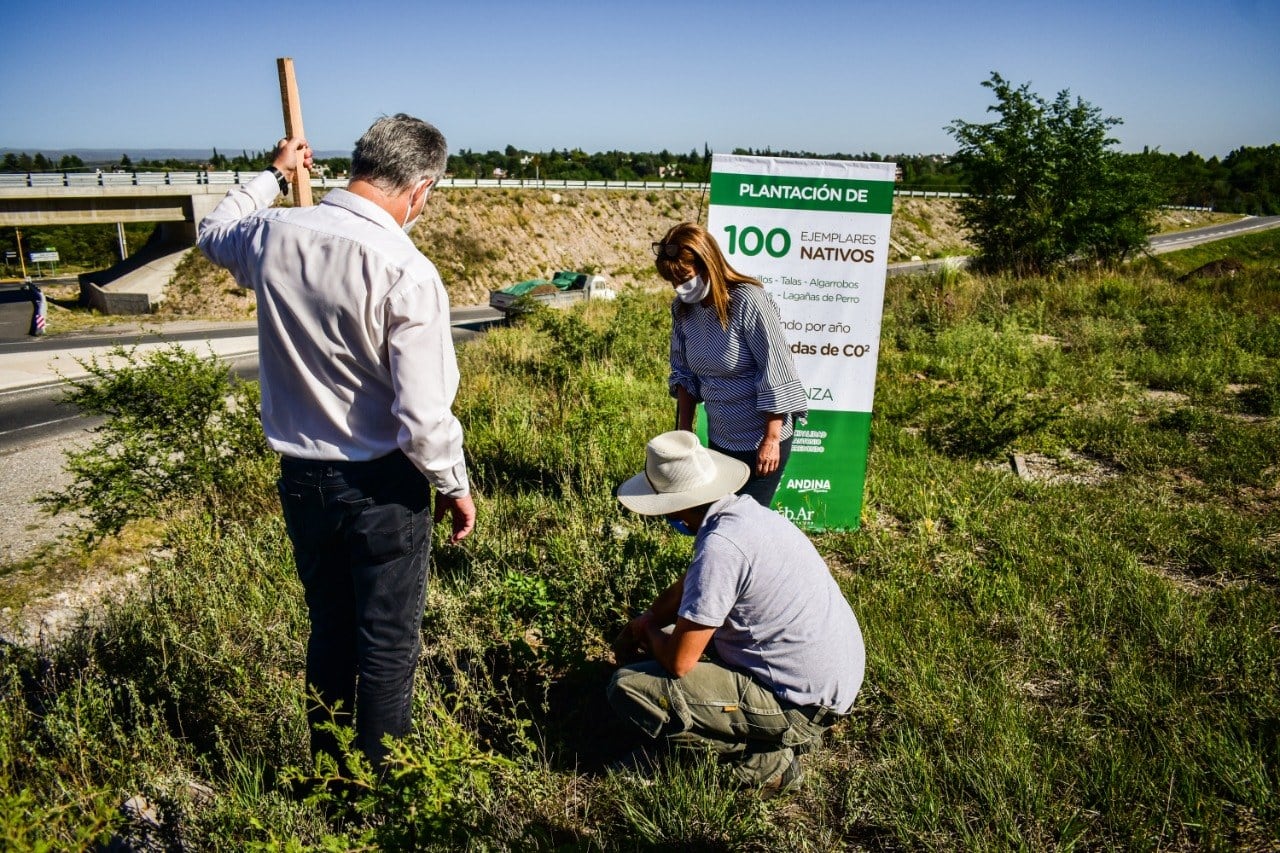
[6,216,1276,346]
[0,310,502,453]
[1147,215,1280,253]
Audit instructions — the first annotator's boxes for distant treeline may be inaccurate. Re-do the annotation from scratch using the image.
[443,145,965,191]
[1141,145,1280,215]
[3,144,1276,213]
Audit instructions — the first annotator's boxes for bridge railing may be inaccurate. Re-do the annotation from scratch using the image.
[0,171,715,190]
[0,172,1217,209]
[0,171,974,196]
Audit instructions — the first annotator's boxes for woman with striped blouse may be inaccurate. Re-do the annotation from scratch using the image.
[654,222,808,507]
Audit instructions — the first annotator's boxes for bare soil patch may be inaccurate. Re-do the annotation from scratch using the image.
[997,450,1119,486]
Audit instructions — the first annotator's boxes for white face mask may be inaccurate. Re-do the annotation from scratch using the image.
[401,180,431,233]
[675,274,710,304]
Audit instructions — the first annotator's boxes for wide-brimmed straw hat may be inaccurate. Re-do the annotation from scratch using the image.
[617,431,750,515]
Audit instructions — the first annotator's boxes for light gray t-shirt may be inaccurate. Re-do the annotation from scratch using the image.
[679,494,865,713]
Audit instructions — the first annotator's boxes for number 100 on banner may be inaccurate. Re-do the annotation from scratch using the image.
[708,154,896,531]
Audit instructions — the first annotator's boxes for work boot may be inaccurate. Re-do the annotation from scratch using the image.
[759,754,804,797]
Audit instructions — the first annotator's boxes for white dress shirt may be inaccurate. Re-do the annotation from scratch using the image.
[197,171,469,497]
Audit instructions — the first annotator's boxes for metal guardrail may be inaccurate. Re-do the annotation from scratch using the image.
[0,171,962,197]
[0,171,708,191]
[0,173,1217,210]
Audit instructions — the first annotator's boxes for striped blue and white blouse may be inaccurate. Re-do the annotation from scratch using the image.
[669,284,808,452]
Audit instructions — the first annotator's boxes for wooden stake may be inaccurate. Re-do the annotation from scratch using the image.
[276,57,313,207]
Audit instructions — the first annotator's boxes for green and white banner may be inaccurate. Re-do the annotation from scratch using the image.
[707,153,895,530]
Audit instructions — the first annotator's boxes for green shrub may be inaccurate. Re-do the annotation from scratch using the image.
[38,344,273,541]
[283,702,512,850]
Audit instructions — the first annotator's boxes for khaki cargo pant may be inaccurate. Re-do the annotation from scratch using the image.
[607,659,832,786]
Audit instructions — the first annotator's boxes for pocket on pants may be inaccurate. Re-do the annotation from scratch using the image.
[779,709,828,749]
[341,496,417,566]
[277,480,313,547]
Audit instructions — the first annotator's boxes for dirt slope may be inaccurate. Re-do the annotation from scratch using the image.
[157,190,1233,319]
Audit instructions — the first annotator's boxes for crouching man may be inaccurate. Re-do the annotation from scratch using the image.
[609,430,865,792]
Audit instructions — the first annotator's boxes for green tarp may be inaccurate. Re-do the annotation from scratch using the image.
[496,271,587,296]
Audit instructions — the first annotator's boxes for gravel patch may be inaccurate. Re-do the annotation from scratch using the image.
[0,429,138,646]
[0,430,88,566]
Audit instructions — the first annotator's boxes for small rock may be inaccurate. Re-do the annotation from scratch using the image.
[1010,453,1031,480]
[108,794,166,853]
[184,779,215,807]
[121,795,161,829]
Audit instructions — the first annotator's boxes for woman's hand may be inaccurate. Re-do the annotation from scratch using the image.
[756,413,786,476]
[675,385,700,432]
[756,436,781,476]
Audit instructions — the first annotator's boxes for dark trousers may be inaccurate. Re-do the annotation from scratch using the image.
[710,436,793,508]
[277,451,431,769]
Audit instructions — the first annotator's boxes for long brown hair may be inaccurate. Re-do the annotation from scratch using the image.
[655,222,761,328]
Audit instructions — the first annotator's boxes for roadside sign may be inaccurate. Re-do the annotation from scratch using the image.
[707,153,896,531]
[28,250,59,277]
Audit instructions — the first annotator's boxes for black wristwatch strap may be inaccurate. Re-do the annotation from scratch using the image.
[266,166,289,195]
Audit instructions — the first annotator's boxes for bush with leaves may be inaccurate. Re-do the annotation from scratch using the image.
[39,343,272,541]
[949,72,1161,275]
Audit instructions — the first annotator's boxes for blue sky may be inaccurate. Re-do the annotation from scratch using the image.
[3,0,1276,159]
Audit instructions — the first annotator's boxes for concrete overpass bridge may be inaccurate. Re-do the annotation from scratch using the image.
[0,171,959,314]
[0,171,717,234]
[0,172,354,313]
[0,171,351,236]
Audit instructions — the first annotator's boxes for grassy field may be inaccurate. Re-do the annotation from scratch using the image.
[0,231,1276,849]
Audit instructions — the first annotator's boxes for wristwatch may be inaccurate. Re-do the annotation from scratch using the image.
[266,166,290,195]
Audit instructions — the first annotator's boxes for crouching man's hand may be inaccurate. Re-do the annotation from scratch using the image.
[611,611,654,666]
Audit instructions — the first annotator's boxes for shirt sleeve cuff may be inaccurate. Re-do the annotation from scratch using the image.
[433,462,470,498]
[248,170,285,207]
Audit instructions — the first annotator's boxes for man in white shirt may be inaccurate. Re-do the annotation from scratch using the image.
[198,114,475,770]
[610,431,864,791]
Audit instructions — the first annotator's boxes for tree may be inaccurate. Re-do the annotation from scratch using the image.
[948,72,1160,274]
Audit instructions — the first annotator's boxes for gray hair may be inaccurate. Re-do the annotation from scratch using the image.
[350,114,448,193]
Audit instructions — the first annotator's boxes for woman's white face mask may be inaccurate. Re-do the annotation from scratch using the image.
[675,274,710,304]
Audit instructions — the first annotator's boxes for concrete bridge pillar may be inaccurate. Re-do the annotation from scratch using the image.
[183,192,223,243]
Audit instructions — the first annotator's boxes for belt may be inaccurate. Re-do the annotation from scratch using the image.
[280,450,410,475]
